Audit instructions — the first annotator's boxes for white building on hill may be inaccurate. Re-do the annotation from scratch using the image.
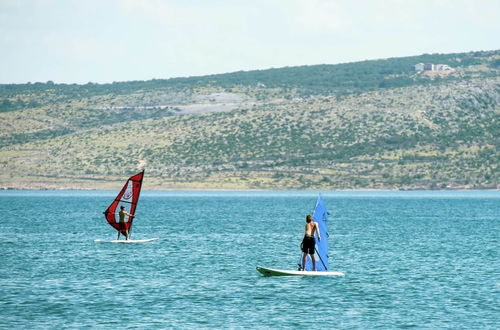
[413,63,425,71]
[413,63,453,71]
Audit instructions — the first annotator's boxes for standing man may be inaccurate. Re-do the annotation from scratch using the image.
[301,214,321,271]
[118,205,132,240]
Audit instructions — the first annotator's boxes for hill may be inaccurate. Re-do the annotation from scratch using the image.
[0,50,498,190]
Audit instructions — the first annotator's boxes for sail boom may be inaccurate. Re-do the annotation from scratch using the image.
[114,200,135,205]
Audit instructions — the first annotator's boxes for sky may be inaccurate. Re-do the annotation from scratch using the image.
[0,0,499,84]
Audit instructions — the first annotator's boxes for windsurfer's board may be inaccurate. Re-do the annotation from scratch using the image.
[256,266,344,277]
[94,238,159,243]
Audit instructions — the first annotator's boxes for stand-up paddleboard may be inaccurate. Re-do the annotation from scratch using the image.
[94,238,159,244]
[256,266,344,277]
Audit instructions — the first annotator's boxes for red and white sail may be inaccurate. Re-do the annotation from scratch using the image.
[103,170,144,235]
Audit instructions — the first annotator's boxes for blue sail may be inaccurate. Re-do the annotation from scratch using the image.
[303,194,329,271]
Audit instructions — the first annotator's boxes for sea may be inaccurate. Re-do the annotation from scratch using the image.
[0,190,498,329]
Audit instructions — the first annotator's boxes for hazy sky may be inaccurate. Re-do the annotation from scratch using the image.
[1,0,499,84]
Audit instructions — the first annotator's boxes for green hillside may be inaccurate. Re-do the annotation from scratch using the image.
[0,50,498,190]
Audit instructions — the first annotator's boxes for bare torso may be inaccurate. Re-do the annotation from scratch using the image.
[119,210,128,222]
[304,221,318,237]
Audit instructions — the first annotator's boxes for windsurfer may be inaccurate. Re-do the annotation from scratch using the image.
[301,214,321,271]
[118,205,132,240]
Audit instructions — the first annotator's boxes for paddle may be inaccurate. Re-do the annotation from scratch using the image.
[315,246,328,271]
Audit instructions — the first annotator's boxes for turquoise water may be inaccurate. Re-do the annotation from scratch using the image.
[0,190,498,329]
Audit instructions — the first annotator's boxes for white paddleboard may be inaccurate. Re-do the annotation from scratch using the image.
[256,266,344,277]
[94,238,159,244]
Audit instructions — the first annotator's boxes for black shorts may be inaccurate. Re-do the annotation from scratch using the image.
[301,236,315,255]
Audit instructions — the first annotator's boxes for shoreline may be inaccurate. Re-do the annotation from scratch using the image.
[1,186,498,192]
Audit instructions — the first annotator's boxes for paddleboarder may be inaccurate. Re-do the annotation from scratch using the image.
[118,205,132,240]
[301,214,321,271]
